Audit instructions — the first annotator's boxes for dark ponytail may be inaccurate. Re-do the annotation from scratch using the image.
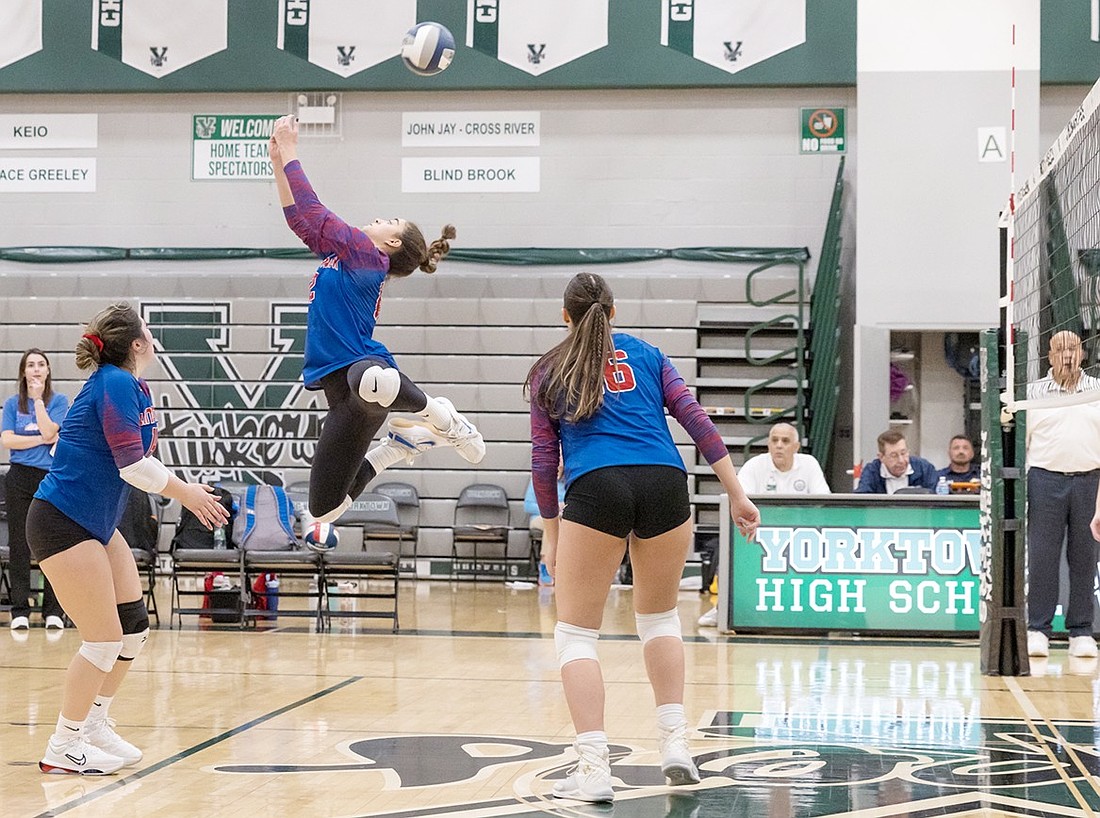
[525,273,616,422]
[389,223,456,277]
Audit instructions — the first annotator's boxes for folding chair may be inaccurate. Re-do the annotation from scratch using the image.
[322,493,402,631]
[170,545,244,628]
[451,483,511,581]
[372,482,421,573]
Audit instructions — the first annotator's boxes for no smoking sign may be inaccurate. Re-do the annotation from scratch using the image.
[801,107,846,154]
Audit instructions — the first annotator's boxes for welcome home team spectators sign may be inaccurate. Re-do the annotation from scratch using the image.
[191,115,278,181]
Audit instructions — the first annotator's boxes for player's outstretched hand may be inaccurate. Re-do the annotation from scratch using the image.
[731,497,760,542]
[181,483,231,531]
[272,114,299,153]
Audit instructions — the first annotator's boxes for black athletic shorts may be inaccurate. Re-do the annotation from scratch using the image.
[562,465,690,539]
[26,498,100,561]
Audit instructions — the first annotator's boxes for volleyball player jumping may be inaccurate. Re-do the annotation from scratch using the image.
[269,115,484,530]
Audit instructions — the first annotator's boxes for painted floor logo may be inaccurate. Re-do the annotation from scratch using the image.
[203,713,1100,817]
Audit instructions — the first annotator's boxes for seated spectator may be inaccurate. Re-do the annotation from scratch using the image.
[699,422,830,627]
[524,460,565,586]
[856,430,938,494]
[937,435,980,483]
[736,422,831,494]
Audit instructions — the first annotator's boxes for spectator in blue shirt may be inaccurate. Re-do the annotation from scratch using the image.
[856,430,938,494]
[2,349,70,633]
[936,435,981,484]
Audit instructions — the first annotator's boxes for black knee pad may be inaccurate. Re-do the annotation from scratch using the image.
[117,600,150,662]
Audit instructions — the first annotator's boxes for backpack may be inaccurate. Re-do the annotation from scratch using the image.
[118,486,159,556]
[232,484,297,551]
[171,486,235,550]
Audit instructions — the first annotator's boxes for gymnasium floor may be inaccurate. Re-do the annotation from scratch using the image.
[3,580,1099,818]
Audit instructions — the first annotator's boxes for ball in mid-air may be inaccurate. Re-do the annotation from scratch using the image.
[401,21,456,76]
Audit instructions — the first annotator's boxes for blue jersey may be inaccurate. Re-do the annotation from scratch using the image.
[558,334,686,487]
[36,365,158,544]
[2,392,70,470]
[282,160,398,388]
[303,255,397,387]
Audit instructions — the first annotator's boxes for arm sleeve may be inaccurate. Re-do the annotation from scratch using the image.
[529,373,563,518]
[661,358,727,465]
[102,377,150,470]
[282,160,387,271]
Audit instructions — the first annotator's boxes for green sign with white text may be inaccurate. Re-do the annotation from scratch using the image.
[191,115,278,181]
[800,107,846,154]
[733,503,980,632]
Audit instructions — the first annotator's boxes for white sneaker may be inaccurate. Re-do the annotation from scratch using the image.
[430,397,486,464]
[1027,630,1049,657]
[552,743,614,803]
[658,723,700,786]
[697,606,718,628]
[84,718,143,766]
[40,735,125,775]
[10,615,30,631]
[386,417,445,463]
[1069,635,1099,658]
[45,615,65,630]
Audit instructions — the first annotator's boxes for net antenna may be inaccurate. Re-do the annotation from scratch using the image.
[1000,75,1100,412]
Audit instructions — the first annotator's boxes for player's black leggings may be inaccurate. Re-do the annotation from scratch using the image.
[309,358,428,518]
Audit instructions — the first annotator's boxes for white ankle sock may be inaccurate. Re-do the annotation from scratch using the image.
[656,703,686,731]
[54,714,85,742]
[90,695,113,722]
[575,730,608,751]
[418,397,453,432]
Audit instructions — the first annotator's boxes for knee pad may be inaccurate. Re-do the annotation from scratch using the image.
[117,600,150,662]
[356,365,401,408]
[313,495,352,524]
[636,609,683,645]
[79,640,124,673]
[554,621,600,668]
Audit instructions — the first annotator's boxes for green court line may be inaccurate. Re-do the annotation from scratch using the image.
[34,675,364,818]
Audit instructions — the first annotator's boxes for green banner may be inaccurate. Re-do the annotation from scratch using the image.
[733,503,981,632]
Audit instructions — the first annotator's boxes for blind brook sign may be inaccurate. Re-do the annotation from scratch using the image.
[736,525,982,631]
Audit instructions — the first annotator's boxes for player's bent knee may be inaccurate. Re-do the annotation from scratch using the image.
[554,621,600,668]
[356,365,401,408]
[117,600,150,662]
[79,640,124,673]
[636,609,683,645]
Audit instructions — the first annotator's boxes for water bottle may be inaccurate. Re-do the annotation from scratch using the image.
[213,525,227,549]
[935,476,950,496]
[765,475,778,493]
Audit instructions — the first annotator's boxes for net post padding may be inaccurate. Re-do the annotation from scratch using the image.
[979,328,1030,677]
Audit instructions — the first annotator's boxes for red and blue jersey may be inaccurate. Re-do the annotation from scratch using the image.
[282,160,397,388]
[529,333,727,518]
[35,365,158,544]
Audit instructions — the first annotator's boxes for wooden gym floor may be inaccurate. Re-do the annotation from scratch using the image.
[3,579,1100,818]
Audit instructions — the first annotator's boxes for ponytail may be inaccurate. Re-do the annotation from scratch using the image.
[76,303,143,372]
[525,273,616,422]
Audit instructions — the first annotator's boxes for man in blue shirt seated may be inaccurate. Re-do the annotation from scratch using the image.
[937,435,981,484]
[856,429,938,494]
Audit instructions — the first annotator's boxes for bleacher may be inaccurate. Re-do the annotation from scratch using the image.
[0,253,809,575]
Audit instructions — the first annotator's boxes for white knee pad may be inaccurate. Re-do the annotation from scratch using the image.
[79,640,124,673]
[636,609,683,645]
[314,495,352,524]
[119,629,149,662]
[554,621,600,668]
[357,365,401,408]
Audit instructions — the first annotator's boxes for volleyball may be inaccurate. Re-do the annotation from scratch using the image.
[400,21,455,76]
[303,521,339,552]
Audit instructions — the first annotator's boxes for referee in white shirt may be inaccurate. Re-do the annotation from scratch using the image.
[1025,330,1100,659]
